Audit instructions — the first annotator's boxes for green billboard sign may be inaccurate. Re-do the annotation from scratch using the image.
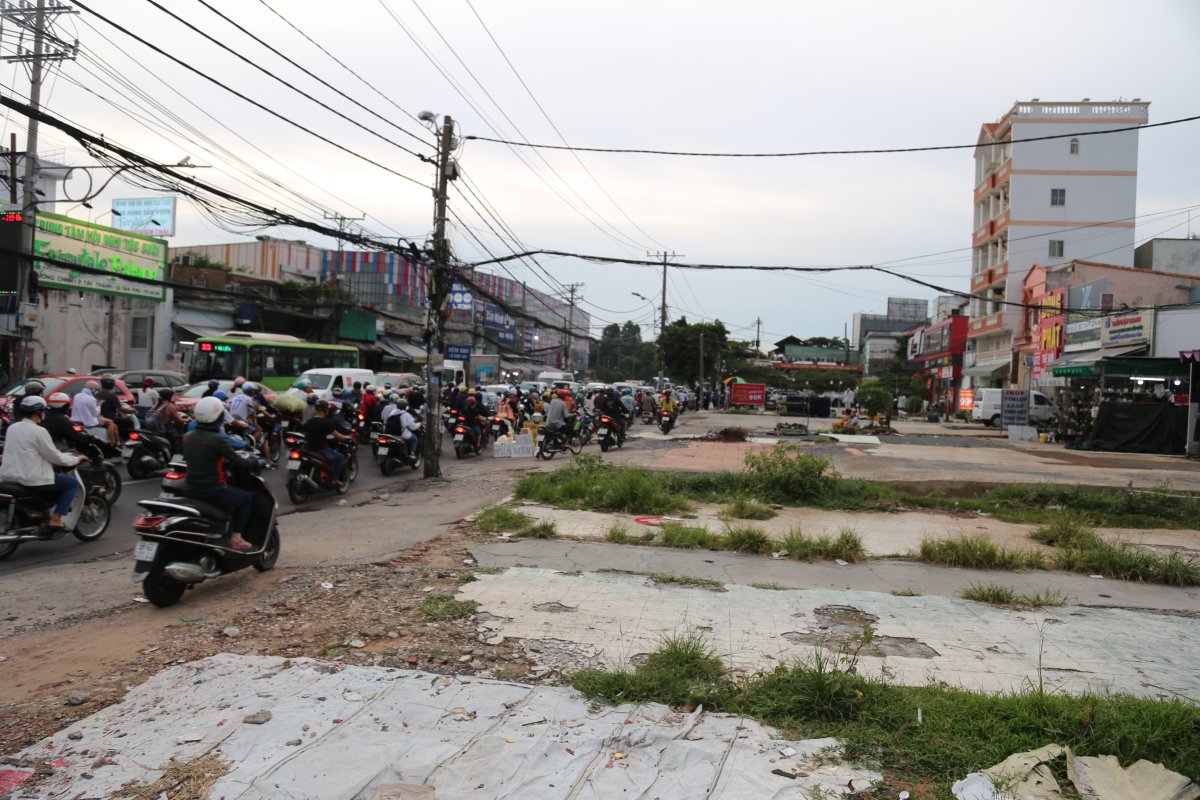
[33,212,166,301]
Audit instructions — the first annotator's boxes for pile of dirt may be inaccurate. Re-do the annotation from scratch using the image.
[712,427,750,443]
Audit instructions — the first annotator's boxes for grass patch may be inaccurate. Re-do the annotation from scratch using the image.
[781,527,866,563]
[418,593,478,620]
[975,483,1200,528]
[962,584,1068,609]
[650,573,724,588]
[918,535,1043,571]
[606,523,630,543]
[474,505,532,532]
[723,524,773,554]
[515,520,557,539]
[719,498,776,521]
[750,581,786,591]
[1033,513,1200,586]
[457,566,503,585]
[659,523,725,550]
[890,588,922,596]
[570,631,1200,794]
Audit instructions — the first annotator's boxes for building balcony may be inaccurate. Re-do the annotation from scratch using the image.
[970,261,1007,292]
[968,312,1004,336]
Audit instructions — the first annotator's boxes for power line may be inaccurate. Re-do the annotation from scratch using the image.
[464,113,1200,158]
[72,0,432,189]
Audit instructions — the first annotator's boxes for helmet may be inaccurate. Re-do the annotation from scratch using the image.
[46,392,71,409]
[142,377,155,387]
[213,390,229,401]
[467,388,476,396]
[193,396,225,424]
[387,391,401,402]
[330,387,343,397]
[242,382,257,394]
[315,400,332,413]
[530,412,544,424]
[233,376,245,387]
[384,382,393,389]
[663,388,672,395]
[85,380,100,392]
[208,379,220,390]
[294,379,312,390]
[19,395,48,414]
[395,399,408,410]
[100,376,115,390]
[364,384,374,392]
[24,379,46,396]
[353,381,362,390]
[557,388,570,398]
[157,387,175,402]
[622,388,632,396]
[467,396,477,406]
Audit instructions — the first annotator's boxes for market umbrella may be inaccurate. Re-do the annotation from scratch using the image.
[722,376,746,385]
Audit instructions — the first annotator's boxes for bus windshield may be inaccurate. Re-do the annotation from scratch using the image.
[190,348,246,382]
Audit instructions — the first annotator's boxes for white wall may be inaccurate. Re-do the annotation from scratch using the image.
[1152,306,1200,357]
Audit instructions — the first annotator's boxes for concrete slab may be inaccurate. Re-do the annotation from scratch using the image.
[512,502,1200,560]
[457,567,1200,701]
[12,654,879,799]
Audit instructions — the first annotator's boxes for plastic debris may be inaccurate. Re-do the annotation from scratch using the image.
[778,746,797,757]
[320,581,334,590]
[132,597,149,603]
[770,551,786,560]
[835,559,849,566]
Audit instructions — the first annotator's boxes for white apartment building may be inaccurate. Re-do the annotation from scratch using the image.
[965,99,1149,387]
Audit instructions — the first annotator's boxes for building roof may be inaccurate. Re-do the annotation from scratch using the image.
[1044,259,1200,284]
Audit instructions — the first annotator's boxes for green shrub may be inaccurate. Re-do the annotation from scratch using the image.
[719,498,777,521]
[905,395,924,414]
[659,523,723,550]
[918,536,1040,570]
[781,527,865,562]
[606,523,630,544]
[723,525,773,554]
[743,445,839,503]
[516,521,557,539]
[855,384,893,417]
[474,505,533,532]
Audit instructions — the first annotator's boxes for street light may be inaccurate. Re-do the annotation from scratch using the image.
[632,292,664,389]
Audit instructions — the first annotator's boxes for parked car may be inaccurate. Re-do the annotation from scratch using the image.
[174,380,278,414]
[971,388,1057,428]
[2,374,135,413]
[113,370,187,390]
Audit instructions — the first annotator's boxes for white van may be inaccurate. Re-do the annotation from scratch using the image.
[536,371,574,385]
[295,368,376,402]
[971,388,1056,428]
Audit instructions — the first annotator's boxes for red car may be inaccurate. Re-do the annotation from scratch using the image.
[174,380,278,414]
[2,374,136,413]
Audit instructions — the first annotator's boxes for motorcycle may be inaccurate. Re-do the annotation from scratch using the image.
[75,438,124,502]
[0,462,112,560]
[488,414,511,442]
[452,414,489,459]
[284,432,359,504]
[255,411,282,467]
[123,428,178,480]
[660,409,677,434]
[132,461,280,607]
[596,414,623,452]
[376,428,423,475]
[575,408,596,448]
[536,418,582,460]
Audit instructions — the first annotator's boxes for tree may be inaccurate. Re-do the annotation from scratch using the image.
[659,316,728,385]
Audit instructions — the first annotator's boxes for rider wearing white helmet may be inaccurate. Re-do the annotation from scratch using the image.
[0,396,87,529]
[181,396,255,551]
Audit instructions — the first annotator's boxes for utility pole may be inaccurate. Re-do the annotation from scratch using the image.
[648,251,678,388]
[322,211,364,289]
[562,282,583,375]
[754,317,762,353]
[422,114,455,479]
[698,332,704,389]
[3,0,78,381]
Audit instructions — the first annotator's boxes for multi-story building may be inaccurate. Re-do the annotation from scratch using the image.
[966,99,1149,387]
[851,297,928,351]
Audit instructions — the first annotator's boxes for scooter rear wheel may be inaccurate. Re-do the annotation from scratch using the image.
[380,456,397,476]
[254,525,280,572]
[142,568,185,607]
[102,463,123,503]
[127,453,155,480]
[0,542,19,560]
[287,476,311,505]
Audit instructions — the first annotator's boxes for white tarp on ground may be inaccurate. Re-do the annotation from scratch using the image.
[12,654,878,799]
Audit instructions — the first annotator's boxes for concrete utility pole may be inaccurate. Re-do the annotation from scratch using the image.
[698,332,704,387]
[561,282,583,374]
[648,251,678,388]
[3,0,78,381]
[754,317,762,352]
[422,114,455,479]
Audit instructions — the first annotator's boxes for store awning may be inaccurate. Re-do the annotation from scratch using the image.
[1049,345,1145,377]
[378,336,427,362]
[963,360,1009,378]
[172,322,231,341]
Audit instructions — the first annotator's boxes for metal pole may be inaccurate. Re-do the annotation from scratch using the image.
[15,0,47,383]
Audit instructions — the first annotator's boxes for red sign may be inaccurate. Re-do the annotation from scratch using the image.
[730,383,766,406]
[958,389,975,411]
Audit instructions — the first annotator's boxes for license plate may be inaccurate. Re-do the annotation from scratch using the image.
[370,433,378,441]
[377,447,388,455]
[287,460,301,470]
[133,539,158,561]
[281,420,289,429]
[122,447,134,458]
[454,434,464,442]
[491,427,499,434]
[599,428,608,435]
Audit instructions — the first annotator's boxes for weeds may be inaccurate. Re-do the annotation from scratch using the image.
[918,536,1042,570]
[659,523,724,550]
[606,523,630,544]
[650,573,723,588]
[719,498,777,521]
[474,505,532,533]
[781,527,866,563]
[515,521,557,539]
[890,588,922,596]
[418,594,478,620]
[570,631,1200,794]
[1033,513,1200,586]
[751,581,786,590]
[457,566,503,584]
[962,584,1017,605]
[743,444,840,503]
[724,525,773,554]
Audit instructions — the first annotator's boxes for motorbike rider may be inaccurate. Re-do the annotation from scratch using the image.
[201,379,221,398]
[96,376,134,441]
[360,383,379,421]
[303,400,352,487]
[41,392,93,452]
[71,380,119,445]
[660,388,678,424]
[545,389,570,444]
[136,377,158,422]
[182,396,255,552]
[601,388,626,440]
[0,396,88,530]
[388,398,422,458]
[462,394,484,450]
[142,387,186,437]
[230,383,275,465]
[619,387,637,421]
[408,385,425,414]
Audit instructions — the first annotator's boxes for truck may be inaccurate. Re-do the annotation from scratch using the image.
[971,388,1057,428]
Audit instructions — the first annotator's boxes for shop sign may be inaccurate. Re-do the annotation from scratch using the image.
[112,197,177,237]
[1064,317,1102,351]
[33,212,166,301]
[730,383,766,406]
[1100,311,1154,347]
[958,389,974,411]
[1001,390,1029,429]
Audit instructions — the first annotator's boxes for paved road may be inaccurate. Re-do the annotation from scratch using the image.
[0,434,467,575]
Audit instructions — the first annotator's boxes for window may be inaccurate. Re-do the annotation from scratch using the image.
[1050,188,1066,206]
[1048,240,1065,258]
[130,317,150,349]
[1069,138,1079,155]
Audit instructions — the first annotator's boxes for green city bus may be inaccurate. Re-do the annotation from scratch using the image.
[188,333,359,392]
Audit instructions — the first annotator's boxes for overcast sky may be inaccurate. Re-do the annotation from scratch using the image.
[10,0,1199,348]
